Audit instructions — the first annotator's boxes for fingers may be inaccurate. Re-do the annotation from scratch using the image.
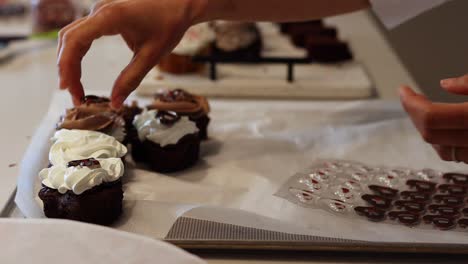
[110,45,160,109]
[399,85,468,130]
[432,145,468,163]
[90,0,115,15]
[57,10,116,105]
[57,17,87,58]
[441,74,468,95]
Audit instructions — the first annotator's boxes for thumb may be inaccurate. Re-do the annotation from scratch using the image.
[440,74,468,95]
[110,45,160,109]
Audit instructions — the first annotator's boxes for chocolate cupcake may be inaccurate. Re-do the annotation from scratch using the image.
[158,23,214,75]
[49,129,128,166]
[210,21,262,60]
[305,36,353,63]
[57,95,126,142]
[121,101,143,144]
[279,20,324,34]
[149,89,210,140]
[132,109,200,173]
[38,157,124,225]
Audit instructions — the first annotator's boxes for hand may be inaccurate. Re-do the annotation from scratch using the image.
[399,82,468,163]
[57,0,208,108]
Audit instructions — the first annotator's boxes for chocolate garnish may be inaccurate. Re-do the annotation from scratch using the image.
[458,218,468,228]
[400,191,431,202]
[394,200,426,213]
[427,204,461,217]
[158,89,195,103]
[369,185,398,199]
[362,194,392,210]
[354,206,386,222]
[156,111,181,126]
[406,180,436,193]
[388,211,420,226]
[437,184,467,196]
[443,173,468,185]
[423,215,456,230]
[67,158,100,169]
[433,194,464,207]
[463,208,468,216]
[82,95,110,104]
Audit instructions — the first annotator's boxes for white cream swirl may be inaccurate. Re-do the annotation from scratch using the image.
[39,158,124,195]
[172,23,215,56]
[50,129,127,165]
[133,109,198,147]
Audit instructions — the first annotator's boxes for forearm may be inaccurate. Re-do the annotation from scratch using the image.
[192,0,370,23]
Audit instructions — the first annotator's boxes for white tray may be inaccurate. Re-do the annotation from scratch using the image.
[137,22,374,99]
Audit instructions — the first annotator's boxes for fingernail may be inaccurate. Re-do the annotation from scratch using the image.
[111,96,124,110]
[440,78,453,87]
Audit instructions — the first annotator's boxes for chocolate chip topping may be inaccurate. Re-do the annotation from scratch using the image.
[423,215,456,230]
[443,173,468,185]
[156,111,181,126]
[433,194,464,207]
[67,158,101,169]
[406,180,437,193]
[388,211,420,226]
[362,194,393,210]
[354,206,386,222]
[427,204,461,217]
[82,95,111,104]
[394,200,426,213]
[437,184,467,196]
[158,89,194,103]
[369,185,398,199]
[458,218,468,228]
[400,191,431,202]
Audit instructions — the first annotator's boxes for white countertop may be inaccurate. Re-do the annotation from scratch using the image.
[0,10,437,264]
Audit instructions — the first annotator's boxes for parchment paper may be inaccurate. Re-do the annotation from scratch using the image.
[15,90,468,244]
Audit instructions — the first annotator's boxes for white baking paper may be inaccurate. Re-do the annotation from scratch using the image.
[1,218,204,264]
[15,90,468,244]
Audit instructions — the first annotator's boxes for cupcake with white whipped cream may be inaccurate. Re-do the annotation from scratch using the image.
[132,109,200,173]
[158,22,215,75]
[38,157,124,225]
[39,129,127,225]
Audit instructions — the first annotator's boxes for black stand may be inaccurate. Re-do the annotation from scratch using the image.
[192,56,311,83]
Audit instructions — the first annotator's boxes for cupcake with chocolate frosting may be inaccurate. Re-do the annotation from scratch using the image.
[132,109,200,173]
[158,23,215,75]
[57,95,126,142]
[149,89,210,140]
[210,21,262,60]
[39,157,124,225]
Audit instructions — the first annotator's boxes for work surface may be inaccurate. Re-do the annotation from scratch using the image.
[2,10,457,264]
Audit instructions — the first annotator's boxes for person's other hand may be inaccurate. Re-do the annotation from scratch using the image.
[57,0,207,108]
[399,84,468,163]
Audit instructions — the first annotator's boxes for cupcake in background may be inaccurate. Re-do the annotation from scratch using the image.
[158,23,215,75]
[149,88,210,140]
[132,109,200,173]
[121,101,143,144]
[210,21,262,60]
[38,157,124,225]
[57,95,126,142]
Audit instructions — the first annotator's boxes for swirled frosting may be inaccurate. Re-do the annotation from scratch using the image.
[50,129,127,165]
[39,158,124,195]
[150,89,210,118]
[133,109,198,147]
[212,21,259,52]
[57,96,126,142]
[172,23,215,56]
